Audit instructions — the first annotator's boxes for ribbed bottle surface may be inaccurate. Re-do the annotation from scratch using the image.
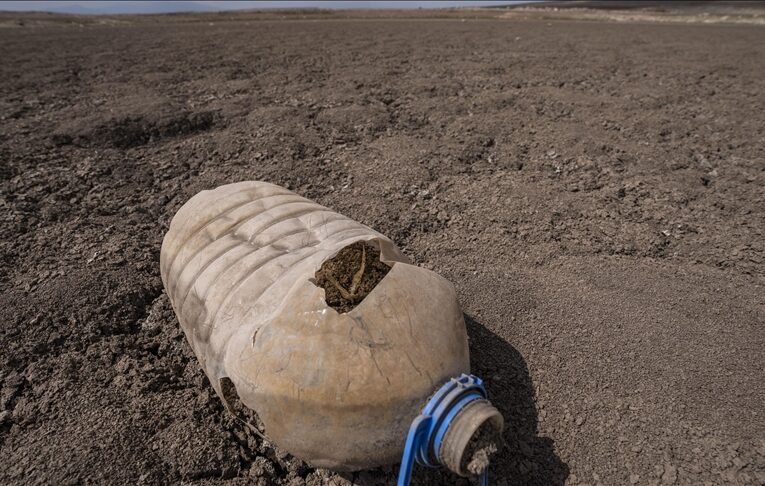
[161,182,387,370]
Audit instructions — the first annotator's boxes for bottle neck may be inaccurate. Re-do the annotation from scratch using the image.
[439,398,504,477]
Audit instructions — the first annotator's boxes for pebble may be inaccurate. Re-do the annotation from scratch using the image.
[661,464,677,484]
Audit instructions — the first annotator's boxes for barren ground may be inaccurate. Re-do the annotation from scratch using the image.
[1,8,764,486]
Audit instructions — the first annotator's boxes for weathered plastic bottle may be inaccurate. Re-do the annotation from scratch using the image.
[160,181,502,477]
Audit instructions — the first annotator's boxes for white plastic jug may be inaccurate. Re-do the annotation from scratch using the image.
[160,181,501,477]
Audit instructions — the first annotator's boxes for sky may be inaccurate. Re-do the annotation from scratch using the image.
[0,1,530,15]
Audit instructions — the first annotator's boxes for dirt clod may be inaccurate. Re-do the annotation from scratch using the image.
[314,241,391,313]
[463,420,502,476]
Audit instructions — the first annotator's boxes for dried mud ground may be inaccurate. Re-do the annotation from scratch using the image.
[1,13,764,486]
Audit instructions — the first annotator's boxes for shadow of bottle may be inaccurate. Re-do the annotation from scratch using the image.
[351,314,568,485]
[463,313,568,486]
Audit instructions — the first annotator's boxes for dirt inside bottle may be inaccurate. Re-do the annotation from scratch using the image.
[314,241,391,313]
[463,419,502,476]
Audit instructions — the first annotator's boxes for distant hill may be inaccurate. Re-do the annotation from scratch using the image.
[0,1,532,16]
[0,1,220,15]
[490,0,765,11]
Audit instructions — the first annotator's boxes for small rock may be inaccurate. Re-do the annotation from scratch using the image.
[630,473,640,484]
[576,416,586,426]
[661,464,677,484]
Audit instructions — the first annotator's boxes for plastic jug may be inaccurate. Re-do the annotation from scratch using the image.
[160,181,502,481]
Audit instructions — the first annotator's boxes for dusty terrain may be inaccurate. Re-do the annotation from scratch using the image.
[1,7,764,486]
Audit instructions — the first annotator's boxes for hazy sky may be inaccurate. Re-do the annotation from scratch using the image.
[0,1,530,15]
